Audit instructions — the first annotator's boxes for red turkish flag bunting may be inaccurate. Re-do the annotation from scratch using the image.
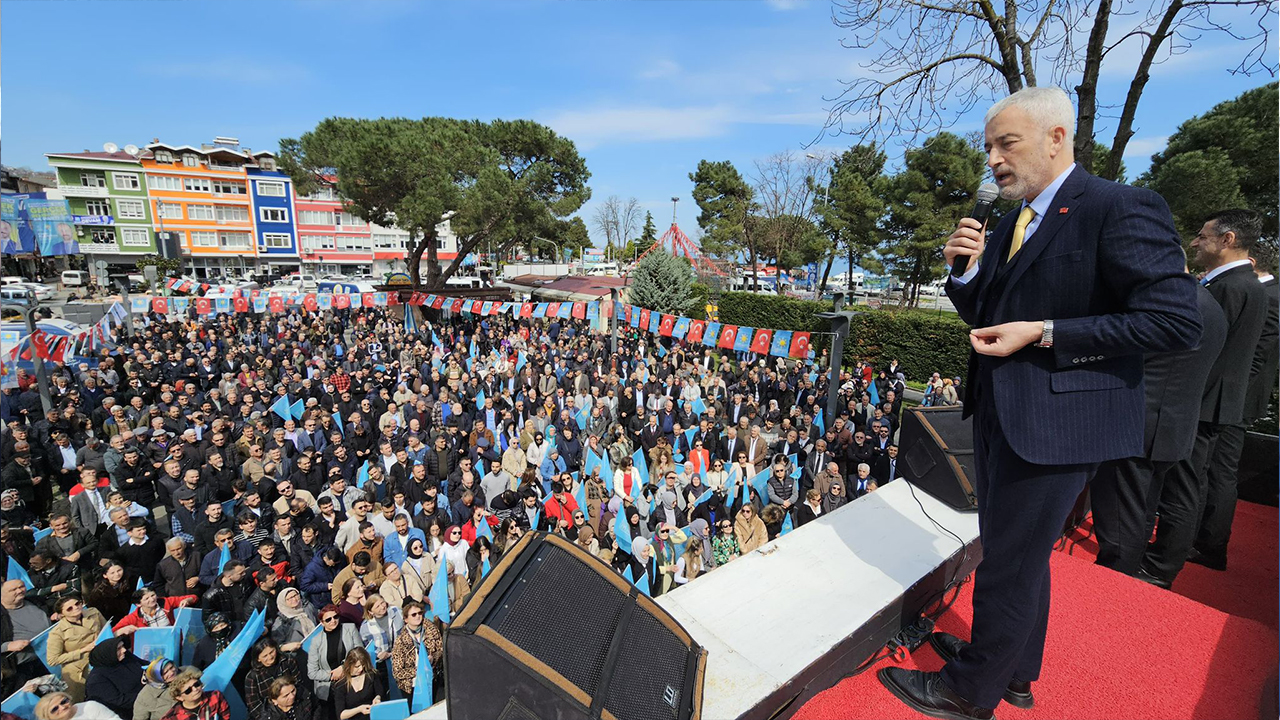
[303,294,319,312]
[750,328,773,354]
[489,302,501,315]
[659,314,676,337]
[195,298,212,315]
[547,302,560,318]
[718,324,738,349]
[431,296,446,309]
[639,308,651,329]
[572,302,586,319]
[152,298,169,315]
[624,305,634,324]
[334,293,351,309]
[447,298,463,313]
[687,320,706,343]
[233,297,249,313]
[269,296,285,313]
[29,331,50,361]
[250,289,261,298]
[790,331,812,359]
[362,293,376,308]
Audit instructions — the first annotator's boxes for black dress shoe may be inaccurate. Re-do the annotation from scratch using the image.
[878,667,995,720]
[1134,568,1172,589]
[929,632,1035,709]
[1187,548,1227,571]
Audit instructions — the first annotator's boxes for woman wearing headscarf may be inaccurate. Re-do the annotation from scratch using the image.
[822,479,848,515]
[583,466,608,533]
[47,595,107,701]
[681,472,709,523]
[84,639,145,719]
[399,536,436,599]
[190,612,234,668]
[733,504,769,555]
[626,536,658,591]
[245,638,309,717]
[650,524,688,597]
[574,524,600,557]
[270,587,317,656]
[307,604,362,706]
[133,658,179,720]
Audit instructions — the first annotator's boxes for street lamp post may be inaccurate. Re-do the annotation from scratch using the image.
[2,290,54,413]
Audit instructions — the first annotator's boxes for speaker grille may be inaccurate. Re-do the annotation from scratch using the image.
[488,544,628,698]
[602,609,686,720]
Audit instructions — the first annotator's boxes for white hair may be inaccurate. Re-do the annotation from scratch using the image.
[985,86,1076,144]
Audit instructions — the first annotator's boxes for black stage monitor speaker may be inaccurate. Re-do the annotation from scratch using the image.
[446,532,707,720]
[899,406,978,511]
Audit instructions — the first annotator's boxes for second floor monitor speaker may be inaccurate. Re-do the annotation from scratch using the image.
[446,532,707,720]
[899,406,978,512]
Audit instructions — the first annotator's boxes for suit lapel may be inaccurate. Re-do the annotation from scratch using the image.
[993,165,1089,314]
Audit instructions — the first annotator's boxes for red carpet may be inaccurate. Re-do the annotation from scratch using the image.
[796,502,1279,720]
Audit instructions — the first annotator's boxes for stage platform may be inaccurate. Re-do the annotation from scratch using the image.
[414,479,982,719]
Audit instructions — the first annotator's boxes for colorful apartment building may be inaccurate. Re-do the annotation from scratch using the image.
[246,163,299,272]
[46,148,158,265]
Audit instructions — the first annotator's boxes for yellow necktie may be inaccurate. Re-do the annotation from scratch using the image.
[1007,206,1037,261]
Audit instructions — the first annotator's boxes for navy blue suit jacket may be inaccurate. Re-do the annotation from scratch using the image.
[947,165,1201,465]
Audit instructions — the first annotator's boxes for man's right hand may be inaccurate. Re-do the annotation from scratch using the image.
[943,218,988,269]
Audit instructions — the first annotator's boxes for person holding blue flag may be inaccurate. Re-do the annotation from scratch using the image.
[390,599,443,709]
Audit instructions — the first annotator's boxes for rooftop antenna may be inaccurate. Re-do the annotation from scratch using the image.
[103,142,119,153]
[671,196,679,226]
[123,144,139,157]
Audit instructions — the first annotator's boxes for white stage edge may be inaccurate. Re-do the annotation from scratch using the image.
[413,479,980,720]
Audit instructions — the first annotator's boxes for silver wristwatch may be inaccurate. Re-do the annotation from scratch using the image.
[1036,320,1054,348]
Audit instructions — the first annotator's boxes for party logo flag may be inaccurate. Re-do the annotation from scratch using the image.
[475,389,486,411]
[533,303,548,318]
[614,510,632,555]
[687,319,705,343]
[356,461,369,489]
[672,317,690,338]
[750,328,773,354]
[659,314,676,337]
[702,321,720,347]
[780,511,794,535]
[790,331,812,359]
[771,330,793,357]
[332,412,344,432]
[172,297,190,313]
[749,467,770,507]
[718,324,739,349]
[7,557,32,589]
[647,311,660,334]
[317,294,332,310]
[557,302,573,319]
[461,300,474,314]
[586,302,600,320]
[733,327,753,352]
[480,301,493,315]
[130,296,150,314]
[253,296,268,313]
[217,542,232,574]
[290,399,305,420]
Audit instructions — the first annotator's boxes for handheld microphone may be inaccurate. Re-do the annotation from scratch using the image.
[950,182,1000,278]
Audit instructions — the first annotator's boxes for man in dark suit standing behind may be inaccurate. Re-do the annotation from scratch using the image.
[1090,269,1226,578]
[878,87,1201,720]
[1243,252,1279,426]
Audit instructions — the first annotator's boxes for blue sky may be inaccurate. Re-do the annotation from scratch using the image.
[3,0,1273,252]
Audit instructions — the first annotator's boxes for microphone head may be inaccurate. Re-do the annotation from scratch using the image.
[976,182,1000,202]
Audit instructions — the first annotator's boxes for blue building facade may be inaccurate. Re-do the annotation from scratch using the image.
[246,156,299,271]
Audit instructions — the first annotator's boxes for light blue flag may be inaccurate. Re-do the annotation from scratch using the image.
[221,498,237,518]
[477,518,493,540]
[217,543,231,574]
[868,380,880,408]
[202,608,266,718]
[702,322,721,347]
[365,637,377,660]
[332,412,344,433]
[253,296,268,313]
[427,557,450,623]
[29,626,58,676]
[750,468,770,507]
[557,302,573,319]
[33,526,53,543]
[656,344,668,358]
[173,607,204,665]
[371,699,410,720]
[136,575,145,591]
[270,395,292,421]
[412,640,433,711]
[133,627,180,663]
[672,317,690,338]
[516,351,527,374]
[476,458,485,477]
[481,557,491,579]
[575,406,589,431]
[781,511,794,535]
[532,507,542,530]
[648,312,661,334]
[636,570,650,596]
[629,306,641,328]
[614,510,632,555]
[631,448,649,487]
[475,389,485,411]
[7,557,32,589]
[573,479,588,523]
[814,408,825,434]
[623,565,634,584]
[1,691,40,717]
[692,398,706,417]
[692,487,715,508]
[95,622,114,646]
[600,454,614,496]
[215,298,231,315]
[789,453,801,479]
[533,303,549,318]
[771,330,793,357]
[290,399,305,420]
[683,427,696,449]
[584,449,600,477]
[357,461,369,489]
[734,327,754,353]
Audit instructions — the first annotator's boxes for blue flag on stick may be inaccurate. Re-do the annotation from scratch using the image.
[631,449,649,487]
[289,399,305,420]
[357,461,370,488]
[270,395,292,421]
[412,640,433,711]
[614,510,632,555]
[427,557,451,623]
[332,412,344,433]
[781,511,794,535]
[217,543,231,574]
[7,557,32,589]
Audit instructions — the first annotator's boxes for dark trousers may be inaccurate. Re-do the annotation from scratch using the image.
[1194,423,1246,559]
[1090,457,1177,575]
[939,393,1094,710]
[1142,422,1216,582]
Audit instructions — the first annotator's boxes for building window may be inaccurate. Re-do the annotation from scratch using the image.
[120,227,150,246]
[215,205,249,223]
[373,233,400,249]
[147,175,182,191]
[298,210,333,225]
[263,233,292,248]
[259,158,277,171]
[219,232,251,249]
[338,235,371,251]
[112,173,141,191]
[303,235,335,250]
[154,150,173,162]
[116,199,146,219]
[305,187,337,201]
[257,181,286,197]
[80,173,106,188]
[191,231,217,247]
[182,154,199,167]
[338,212,365,228]
[157,202,183,219]
[212,180,246,195]
[260,207,288,223]
[83,200,111,217]
[89,228,116,246]
[187,204,215,221]
[184,178,211,193]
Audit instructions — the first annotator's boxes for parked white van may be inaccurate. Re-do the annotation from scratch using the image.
[61,270,91,287]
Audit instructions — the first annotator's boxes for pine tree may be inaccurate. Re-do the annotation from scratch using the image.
[629,249,694,315]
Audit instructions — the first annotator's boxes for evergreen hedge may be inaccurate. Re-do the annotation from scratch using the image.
[715,291,972,381]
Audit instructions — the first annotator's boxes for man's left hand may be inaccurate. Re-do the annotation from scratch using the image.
[969,322,1044,357]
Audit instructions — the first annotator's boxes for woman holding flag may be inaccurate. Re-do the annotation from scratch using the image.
[390,600,443,709]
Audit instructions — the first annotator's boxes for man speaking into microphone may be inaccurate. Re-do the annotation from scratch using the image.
[878,86,1202,720]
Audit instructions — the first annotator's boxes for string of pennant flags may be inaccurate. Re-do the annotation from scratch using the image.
[125,289,817,360]
[2,302,130,368]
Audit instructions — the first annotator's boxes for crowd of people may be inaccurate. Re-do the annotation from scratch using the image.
[0,296,915,719]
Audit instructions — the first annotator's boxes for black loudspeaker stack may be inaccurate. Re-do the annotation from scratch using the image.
[445,532,707,720]
[898,406,979,512]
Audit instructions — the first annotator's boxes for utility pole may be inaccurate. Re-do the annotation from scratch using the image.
[17,289,53,413]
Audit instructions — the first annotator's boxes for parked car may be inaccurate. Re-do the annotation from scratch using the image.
[5,282,55,301]
[61,270,92,287]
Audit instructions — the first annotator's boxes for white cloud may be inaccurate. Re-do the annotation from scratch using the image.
[638,59,682,80]
[541,105,738,148]
[1122,135,1169,158]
